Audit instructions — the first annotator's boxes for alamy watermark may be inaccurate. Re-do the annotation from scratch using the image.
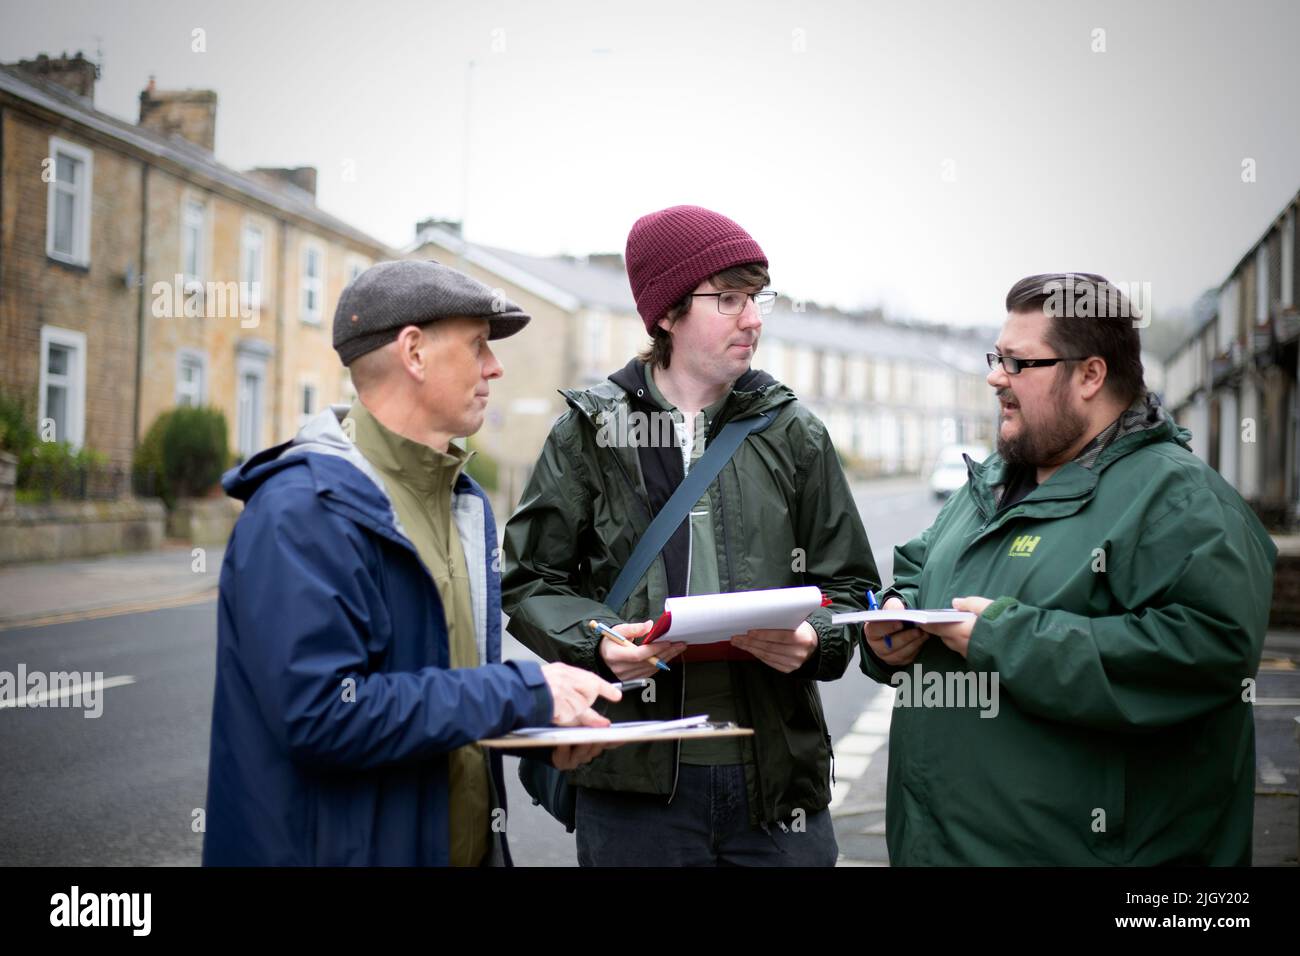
[1041,275,1150,329]
[50,886,150,936]
[890,663,1000,718]
[596,405,698,451]
[0,665,108,718]
[152,274,261,327]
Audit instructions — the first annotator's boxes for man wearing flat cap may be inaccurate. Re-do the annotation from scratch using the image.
[204,259,621,867]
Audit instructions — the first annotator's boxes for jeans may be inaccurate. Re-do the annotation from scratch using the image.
[575,764,838,867]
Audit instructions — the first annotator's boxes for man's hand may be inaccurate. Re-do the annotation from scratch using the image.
[598,620,688,680]
[541,662,622,727]
[917,596,994,659]
[551,742,619,770]
[730,621,818,674]
[863,597,929,666]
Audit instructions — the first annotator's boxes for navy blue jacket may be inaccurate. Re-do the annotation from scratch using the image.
[202,409,553,866]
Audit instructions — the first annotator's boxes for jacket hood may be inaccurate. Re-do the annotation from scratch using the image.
[223,405,495,564]
[561,357,796,425]
[223,405,392,505]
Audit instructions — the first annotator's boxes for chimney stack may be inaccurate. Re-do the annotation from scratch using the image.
[587,253,625,270]
[6,51,98,102]
[139,85,217,152]
[248,167,318,199]
[416,217,463,238]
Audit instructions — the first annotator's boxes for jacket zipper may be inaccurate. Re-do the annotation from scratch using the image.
[668,411,693,808]
[668,659,685,805]
[714,458,772,826]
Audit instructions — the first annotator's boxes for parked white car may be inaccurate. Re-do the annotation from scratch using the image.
[929,443,990,500]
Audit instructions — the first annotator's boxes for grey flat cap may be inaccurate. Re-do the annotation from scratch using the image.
[332,259,531,365]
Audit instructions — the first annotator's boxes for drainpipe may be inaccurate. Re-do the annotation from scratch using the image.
[133,161,150,477]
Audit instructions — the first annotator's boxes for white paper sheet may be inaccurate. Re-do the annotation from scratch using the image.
[501,715,712,743]
[831,609,976,625]
[654,585,824,645]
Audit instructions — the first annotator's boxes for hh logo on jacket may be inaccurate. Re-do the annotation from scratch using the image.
[1008,534,1041,558]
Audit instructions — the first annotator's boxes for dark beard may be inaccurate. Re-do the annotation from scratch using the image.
[996,384,1088,468]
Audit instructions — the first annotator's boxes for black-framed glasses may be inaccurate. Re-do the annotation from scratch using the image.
[986,352,1089,375]
[691,290,778,316]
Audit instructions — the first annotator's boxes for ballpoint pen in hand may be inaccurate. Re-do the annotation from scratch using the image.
[867,588,891,650]
[587,620,671,672]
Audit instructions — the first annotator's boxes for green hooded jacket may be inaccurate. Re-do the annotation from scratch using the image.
[502,361,880,825]
[859,394,1278,865]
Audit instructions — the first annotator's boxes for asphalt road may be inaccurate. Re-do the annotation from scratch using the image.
[6,478,1292,866]
[0,478,942,866]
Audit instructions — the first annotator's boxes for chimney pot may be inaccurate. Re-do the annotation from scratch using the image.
[248,166,318,200]
[5,50,99,102]
[138,85,218,151]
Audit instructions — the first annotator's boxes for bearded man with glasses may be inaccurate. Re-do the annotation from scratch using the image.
[858,272,1277,865]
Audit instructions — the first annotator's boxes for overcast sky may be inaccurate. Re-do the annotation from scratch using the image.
[4,0,1299,327]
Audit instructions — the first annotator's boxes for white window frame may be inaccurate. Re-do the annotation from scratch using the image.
[584,312,609,374]
[298,375,320,427]
[176,349,208,407]
[846,355,867,401]
[301,241,325,325]
[762,339,787,384]
[822,352,843,399]
[1283,210,1295,309]
[345,254,369,286]
[896,363,914,404]
[240,220,265,312]
[38,325,87,449]
[181,193,208,288]
[45,136,94,267]
[871,359,889,402]
[793,347,816,396]
[1256,244,1269,324]
[235,353,269,460]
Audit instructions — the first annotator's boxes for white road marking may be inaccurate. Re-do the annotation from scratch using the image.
[837,732,887,755]
[832,754,873,780]
[867,688,896,712]
[0,674,136,709]
[834,686,893,786]
[829,780,853,809]
[852,711,893,736]
[1258,756,1287,786]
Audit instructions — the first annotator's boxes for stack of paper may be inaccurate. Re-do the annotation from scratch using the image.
[646,585,825,645]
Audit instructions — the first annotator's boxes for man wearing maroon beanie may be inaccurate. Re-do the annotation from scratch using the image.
[503,205,879,866]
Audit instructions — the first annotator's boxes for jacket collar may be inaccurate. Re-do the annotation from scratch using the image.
[562,357,794,429]
[967,390,1190,522]
[964,391,1189,519]
[345,398,471,495]
[222,406,488,545]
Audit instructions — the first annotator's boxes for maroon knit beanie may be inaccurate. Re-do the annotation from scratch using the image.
[624,205,768,333]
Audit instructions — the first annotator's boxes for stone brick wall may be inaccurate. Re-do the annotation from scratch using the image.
[0,110,142,473]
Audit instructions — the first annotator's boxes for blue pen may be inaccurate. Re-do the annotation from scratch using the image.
[867,588,890,649]
[587,619,671,672]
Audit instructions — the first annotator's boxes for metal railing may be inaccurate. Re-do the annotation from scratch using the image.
[18,463,158,502]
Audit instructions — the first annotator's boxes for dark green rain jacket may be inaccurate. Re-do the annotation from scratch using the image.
[503,360,880,825]
[860,393,1277,865]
